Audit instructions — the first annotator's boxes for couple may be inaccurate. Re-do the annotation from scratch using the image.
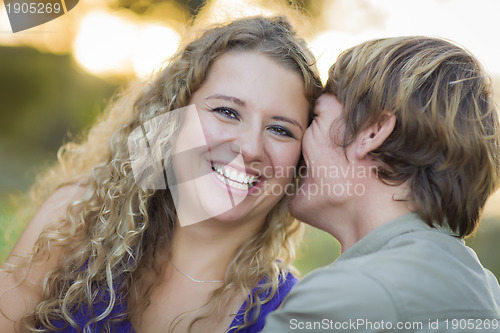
[1,15,499,333]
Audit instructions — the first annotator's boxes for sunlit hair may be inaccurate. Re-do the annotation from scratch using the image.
[325,36,500,237]
[4,16,322,332]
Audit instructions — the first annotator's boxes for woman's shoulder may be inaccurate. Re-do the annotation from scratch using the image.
[263,270,298,310]
[8,183,87,261]
[227,270,298,333]
[0,184,87,332]
[280,270,299,290]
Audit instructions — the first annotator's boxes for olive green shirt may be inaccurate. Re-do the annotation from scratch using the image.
[263,213,500,332]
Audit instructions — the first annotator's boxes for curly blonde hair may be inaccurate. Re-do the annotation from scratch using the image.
[6,15,322,332]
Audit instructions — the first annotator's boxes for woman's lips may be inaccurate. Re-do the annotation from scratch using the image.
[212,162,260,187]
[211,161,264,193]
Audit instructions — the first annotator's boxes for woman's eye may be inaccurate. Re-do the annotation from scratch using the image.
[268,125,295,139]
[213,107,239,120]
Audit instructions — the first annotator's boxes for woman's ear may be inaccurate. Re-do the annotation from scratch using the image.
[354,111,396,160]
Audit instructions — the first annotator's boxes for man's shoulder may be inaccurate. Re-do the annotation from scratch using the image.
[282,265,400,320]
[263,230,500,333]
[295,229,500,320]
[262,266,401,333]
[293,228,464,291]
[338,227,485,276]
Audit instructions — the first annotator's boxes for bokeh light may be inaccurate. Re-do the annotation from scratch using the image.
[311,30,383,83]
[133,24,180,77]
[309,0,500,83]
[72,11,139,77]
[201,0,274,24]
[71,10,181,78]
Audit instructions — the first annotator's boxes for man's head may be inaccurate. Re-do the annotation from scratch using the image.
[323,36,500,237]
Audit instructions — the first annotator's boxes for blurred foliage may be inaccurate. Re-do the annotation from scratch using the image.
[296,218,500,277]
[0,46,120,194]
[109,0,320,29]
[112,0,317,16]
[466,217,500,277]
[0,203,15,263]
[295,225,340,275]
[113,0,206,16]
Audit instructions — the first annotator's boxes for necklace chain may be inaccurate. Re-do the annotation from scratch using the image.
[172,260,224,283]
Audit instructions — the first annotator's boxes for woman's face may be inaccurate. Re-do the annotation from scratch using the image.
[171,51,309,227]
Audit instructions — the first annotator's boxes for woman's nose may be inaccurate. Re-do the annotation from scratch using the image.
[236,125,264,162]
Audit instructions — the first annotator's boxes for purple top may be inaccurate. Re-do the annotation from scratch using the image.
[51,272,297,332]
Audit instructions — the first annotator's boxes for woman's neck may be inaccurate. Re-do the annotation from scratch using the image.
[170,217,264,282]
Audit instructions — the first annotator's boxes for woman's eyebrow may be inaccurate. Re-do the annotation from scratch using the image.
[272,116,304,131]
[206,94,246,107]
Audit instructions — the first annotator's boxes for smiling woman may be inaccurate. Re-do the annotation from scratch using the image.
[0,15,322,333]
[174,52,309,227]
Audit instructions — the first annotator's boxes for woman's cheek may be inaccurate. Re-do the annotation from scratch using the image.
[275,146,302,181]
[286,144,303,165]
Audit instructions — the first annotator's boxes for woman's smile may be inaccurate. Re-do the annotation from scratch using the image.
[211,161,261,191]
[172,51,309,225]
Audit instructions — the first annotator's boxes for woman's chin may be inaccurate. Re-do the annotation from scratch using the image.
[201,203,252,224]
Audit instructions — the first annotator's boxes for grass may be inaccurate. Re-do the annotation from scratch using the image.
[0,199,18,263]
[295,225,341,275]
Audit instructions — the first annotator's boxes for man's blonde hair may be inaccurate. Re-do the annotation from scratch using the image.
[326,36,500,237]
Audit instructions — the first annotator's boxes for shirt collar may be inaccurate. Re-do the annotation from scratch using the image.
[337,212,460,262]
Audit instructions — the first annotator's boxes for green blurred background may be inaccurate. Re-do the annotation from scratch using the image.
[1,0,499,278]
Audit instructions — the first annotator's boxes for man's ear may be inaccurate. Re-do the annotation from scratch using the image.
[355,111,396,160]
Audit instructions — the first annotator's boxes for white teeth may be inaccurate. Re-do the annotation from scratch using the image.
[216,164,224,175]
[223,166,231,177]
[230,170,238,181]
[236,172,246,183]
[211,162,260,188]
[214,171,249,190]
